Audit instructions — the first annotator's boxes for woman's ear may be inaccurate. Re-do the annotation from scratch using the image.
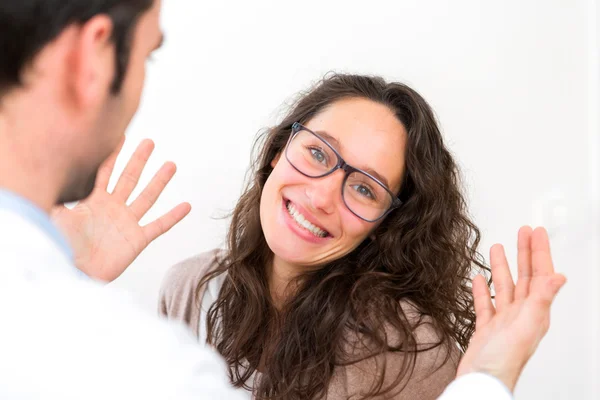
[270,152,282,168]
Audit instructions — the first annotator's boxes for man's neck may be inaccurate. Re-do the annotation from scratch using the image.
[0,110,61,214]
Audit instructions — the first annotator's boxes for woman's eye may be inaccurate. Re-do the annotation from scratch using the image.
[353,184,375,199]
[310,148,327,164]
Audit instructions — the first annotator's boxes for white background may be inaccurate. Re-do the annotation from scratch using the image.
[110,1,600,398]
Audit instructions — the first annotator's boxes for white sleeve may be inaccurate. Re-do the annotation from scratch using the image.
[92,285,250,400]
[437,373,513,400]
[0,278,249,400]
[151,322,249,400]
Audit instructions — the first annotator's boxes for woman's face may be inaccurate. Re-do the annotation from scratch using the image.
[260,97,407,269]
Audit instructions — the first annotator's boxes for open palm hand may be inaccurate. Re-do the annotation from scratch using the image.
[52,139,191,282]
[456,226,566,392]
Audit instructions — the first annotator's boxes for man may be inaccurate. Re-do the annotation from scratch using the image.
[0,1,566,399]
[0,1,242,399]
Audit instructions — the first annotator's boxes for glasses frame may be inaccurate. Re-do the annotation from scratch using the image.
[284,122,402,223]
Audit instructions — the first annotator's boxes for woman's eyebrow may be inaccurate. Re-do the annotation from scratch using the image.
[362,167,389,188]
[315,130,342,150]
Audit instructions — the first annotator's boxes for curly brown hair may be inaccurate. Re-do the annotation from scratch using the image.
[198,73,488,399]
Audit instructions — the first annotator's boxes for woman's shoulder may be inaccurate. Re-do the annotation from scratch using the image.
[395,301,461,399]
[161,249,224,294]
[334,299,460,399]
[398,299,461,365]
[157,249,225,333]
[399,300,449,345]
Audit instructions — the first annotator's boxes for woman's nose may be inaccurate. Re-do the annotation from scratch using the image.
[305,170,344,214]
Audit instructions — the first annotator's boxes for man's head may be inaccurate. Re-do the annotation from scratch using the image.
[0,0,162,204]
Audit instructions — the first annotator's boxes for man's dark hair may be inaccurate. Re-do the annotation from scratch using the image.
[0,0,154,97]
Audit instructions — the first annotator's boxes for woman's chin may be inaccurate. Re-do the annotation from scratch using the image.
[270,245,314,266]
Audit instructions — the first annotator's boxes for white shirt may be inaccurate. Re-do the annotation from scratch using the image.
[0,200,245,400]
[440,373,513,399]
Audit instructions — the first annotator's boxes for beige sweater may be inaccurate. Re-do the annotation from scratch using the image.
[158,250,460,399]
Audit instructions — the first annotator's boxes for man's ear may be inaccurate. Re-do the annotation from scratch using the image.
[270,152,282,168]
[70,15,115,108]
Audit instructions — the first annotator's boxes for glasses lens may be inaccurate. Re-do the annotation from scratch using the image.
[344,171,393,221]
[286,128,338,177]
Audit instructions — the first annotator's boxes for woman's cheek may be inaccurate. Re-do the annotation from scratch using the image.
[339,210,373,243]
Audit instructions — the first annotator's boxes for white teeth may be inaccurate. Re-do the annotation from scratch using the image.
[286,201,328,238]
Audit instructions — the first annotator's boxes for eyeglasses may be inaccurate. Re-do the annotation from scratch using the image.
[284,122,402,222]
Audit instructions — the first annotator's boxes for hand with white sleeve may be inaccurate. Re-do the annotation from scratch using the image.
[456,226,566,392]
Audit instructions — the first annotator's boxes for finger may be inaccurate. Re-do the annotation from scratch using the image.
[490,243,515,312]
[142,202,192,243]
[530,227,556,295]
[531,227,555,276]
[95,137,126,191]
[129,162,177,220]
[515,226,533,300]
[472,274,495,329]
[112,139,155,202]
[534,273,566,305]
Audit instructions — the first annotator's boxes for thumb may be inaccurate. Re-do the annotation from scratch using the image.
[535,273,567,307]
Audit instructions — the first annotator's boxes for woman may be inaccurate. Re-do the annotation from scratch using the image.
[53,73,487,399]
[159,73,487,399]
